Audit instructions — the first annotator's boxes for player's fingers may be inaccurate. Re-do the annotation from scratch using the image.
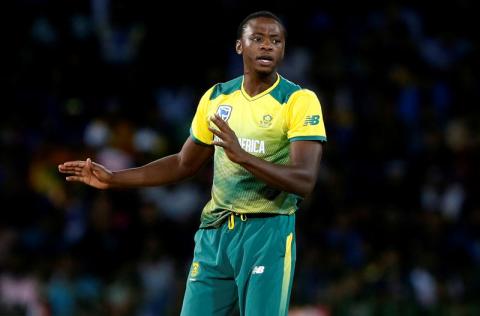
[213,114,233,131]
[209,116,222,129]
[88,161,105,175]
[65,176,84,182]
[212,140,226,148]
[61,161,86,168]
[58,164,74,172]
[59,169,77,175]
[208,126,224,138]
[210,115,228,131]
[58,166,73,173]
[58,165,84,173]
[90,161,102,169]
[58,165,67,172]
[210,121,234,140]
[86,158,94,171]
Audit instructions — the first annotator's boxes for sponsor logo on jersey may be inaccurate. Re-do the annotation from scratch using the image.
[304,115,320,126]
[252,266,265,274]
[217,105,232,121]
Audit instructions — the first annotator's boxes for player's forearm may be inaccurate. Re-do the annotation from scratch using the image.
[238,154,316,197]
[109,154,194,188]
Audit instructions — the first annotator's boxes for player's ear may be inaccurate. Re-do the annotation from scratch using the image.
[235,40,242,55]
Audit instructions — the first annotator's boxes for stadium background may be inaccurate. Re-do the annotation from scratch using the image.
[1,0,479,315]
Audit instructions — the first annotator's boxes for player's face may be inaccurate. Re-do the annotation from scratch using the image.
[236,17,285,76]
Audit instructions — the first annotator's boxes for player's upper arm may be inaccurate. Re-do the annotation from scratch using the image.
[290,140,323,172]
[178,137,214,176]
[289,140,323,197]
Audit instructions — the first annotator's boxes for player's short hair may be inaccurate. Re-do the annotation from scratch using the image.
[237,11,287,39]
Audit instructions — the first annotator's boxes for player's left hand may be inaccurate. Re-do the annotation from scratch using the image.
[209,114,247,164]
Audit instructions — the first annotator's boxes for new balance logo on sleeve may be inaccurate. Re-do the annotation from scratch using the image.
[304,115,320,126]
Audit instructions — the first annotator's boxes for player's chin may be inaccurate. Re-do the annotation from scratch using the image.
[255,65,276,76]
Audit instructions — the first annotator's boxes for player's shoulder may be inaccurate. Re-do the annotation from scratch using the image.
[209,76,243,100]
[272,75,318,105]
[269,75,301,105]
[291,88,319,100]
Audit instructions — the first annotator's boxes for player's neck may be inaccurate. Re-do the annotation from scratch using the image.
[242,72,278,97]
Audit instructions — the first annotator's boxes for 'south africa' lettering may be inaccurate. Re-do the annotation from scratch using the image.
[238,138,265,154]
[214,136,265,154]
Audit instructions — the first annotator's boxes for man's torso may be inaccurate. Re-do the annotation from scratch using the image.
[190,74,326,227]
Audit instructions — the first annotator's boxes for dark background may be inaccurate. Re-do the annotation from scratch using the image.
[1,0,479,315]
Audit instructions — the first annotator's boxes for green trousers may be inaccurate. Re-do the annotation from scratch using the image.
[181,213,296,316]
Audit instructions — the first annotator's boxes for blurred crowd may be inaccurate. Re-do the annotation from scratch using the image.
[1,0,479,315]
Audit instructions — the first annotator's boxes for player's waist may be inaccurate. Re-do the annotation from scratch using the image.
[232,212,281,219]
[224,211,292,230]
[199,202,297,228]
[221,208,295,218]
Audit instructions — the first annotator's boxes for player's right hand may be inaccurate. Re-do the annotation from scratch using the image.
[58,158,112,189]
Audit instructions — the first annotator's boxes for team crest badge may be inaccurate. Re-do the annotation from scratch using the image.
[217,105,232,121]
[259,114,273,128]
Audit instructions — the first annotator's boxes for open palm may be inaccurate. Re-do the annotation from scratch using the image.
[58,158,112,189]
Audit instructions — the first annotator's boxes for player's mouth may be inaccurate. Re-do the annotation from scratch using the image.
[256,55,274,66]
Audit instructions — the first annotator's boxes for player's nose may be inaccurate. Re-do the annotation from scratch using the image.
[260,39,274,50]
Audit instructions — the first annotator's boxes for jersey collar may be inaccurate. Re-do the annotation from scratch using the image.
[240,74,280,101]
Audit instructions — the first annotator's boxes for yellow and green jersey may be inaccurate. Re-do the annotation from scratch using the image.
[190,74,327,228]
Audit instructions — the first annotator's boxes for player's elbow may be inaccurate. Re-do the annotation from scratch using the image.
[295,174,317,198]
[297,184,314,198]
[174,155,199,180]
[178,162,199,179]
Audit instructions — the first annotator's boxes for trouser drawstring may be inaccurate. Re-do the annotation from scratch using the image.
[228,213,248,230]
[228,213,235,230]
